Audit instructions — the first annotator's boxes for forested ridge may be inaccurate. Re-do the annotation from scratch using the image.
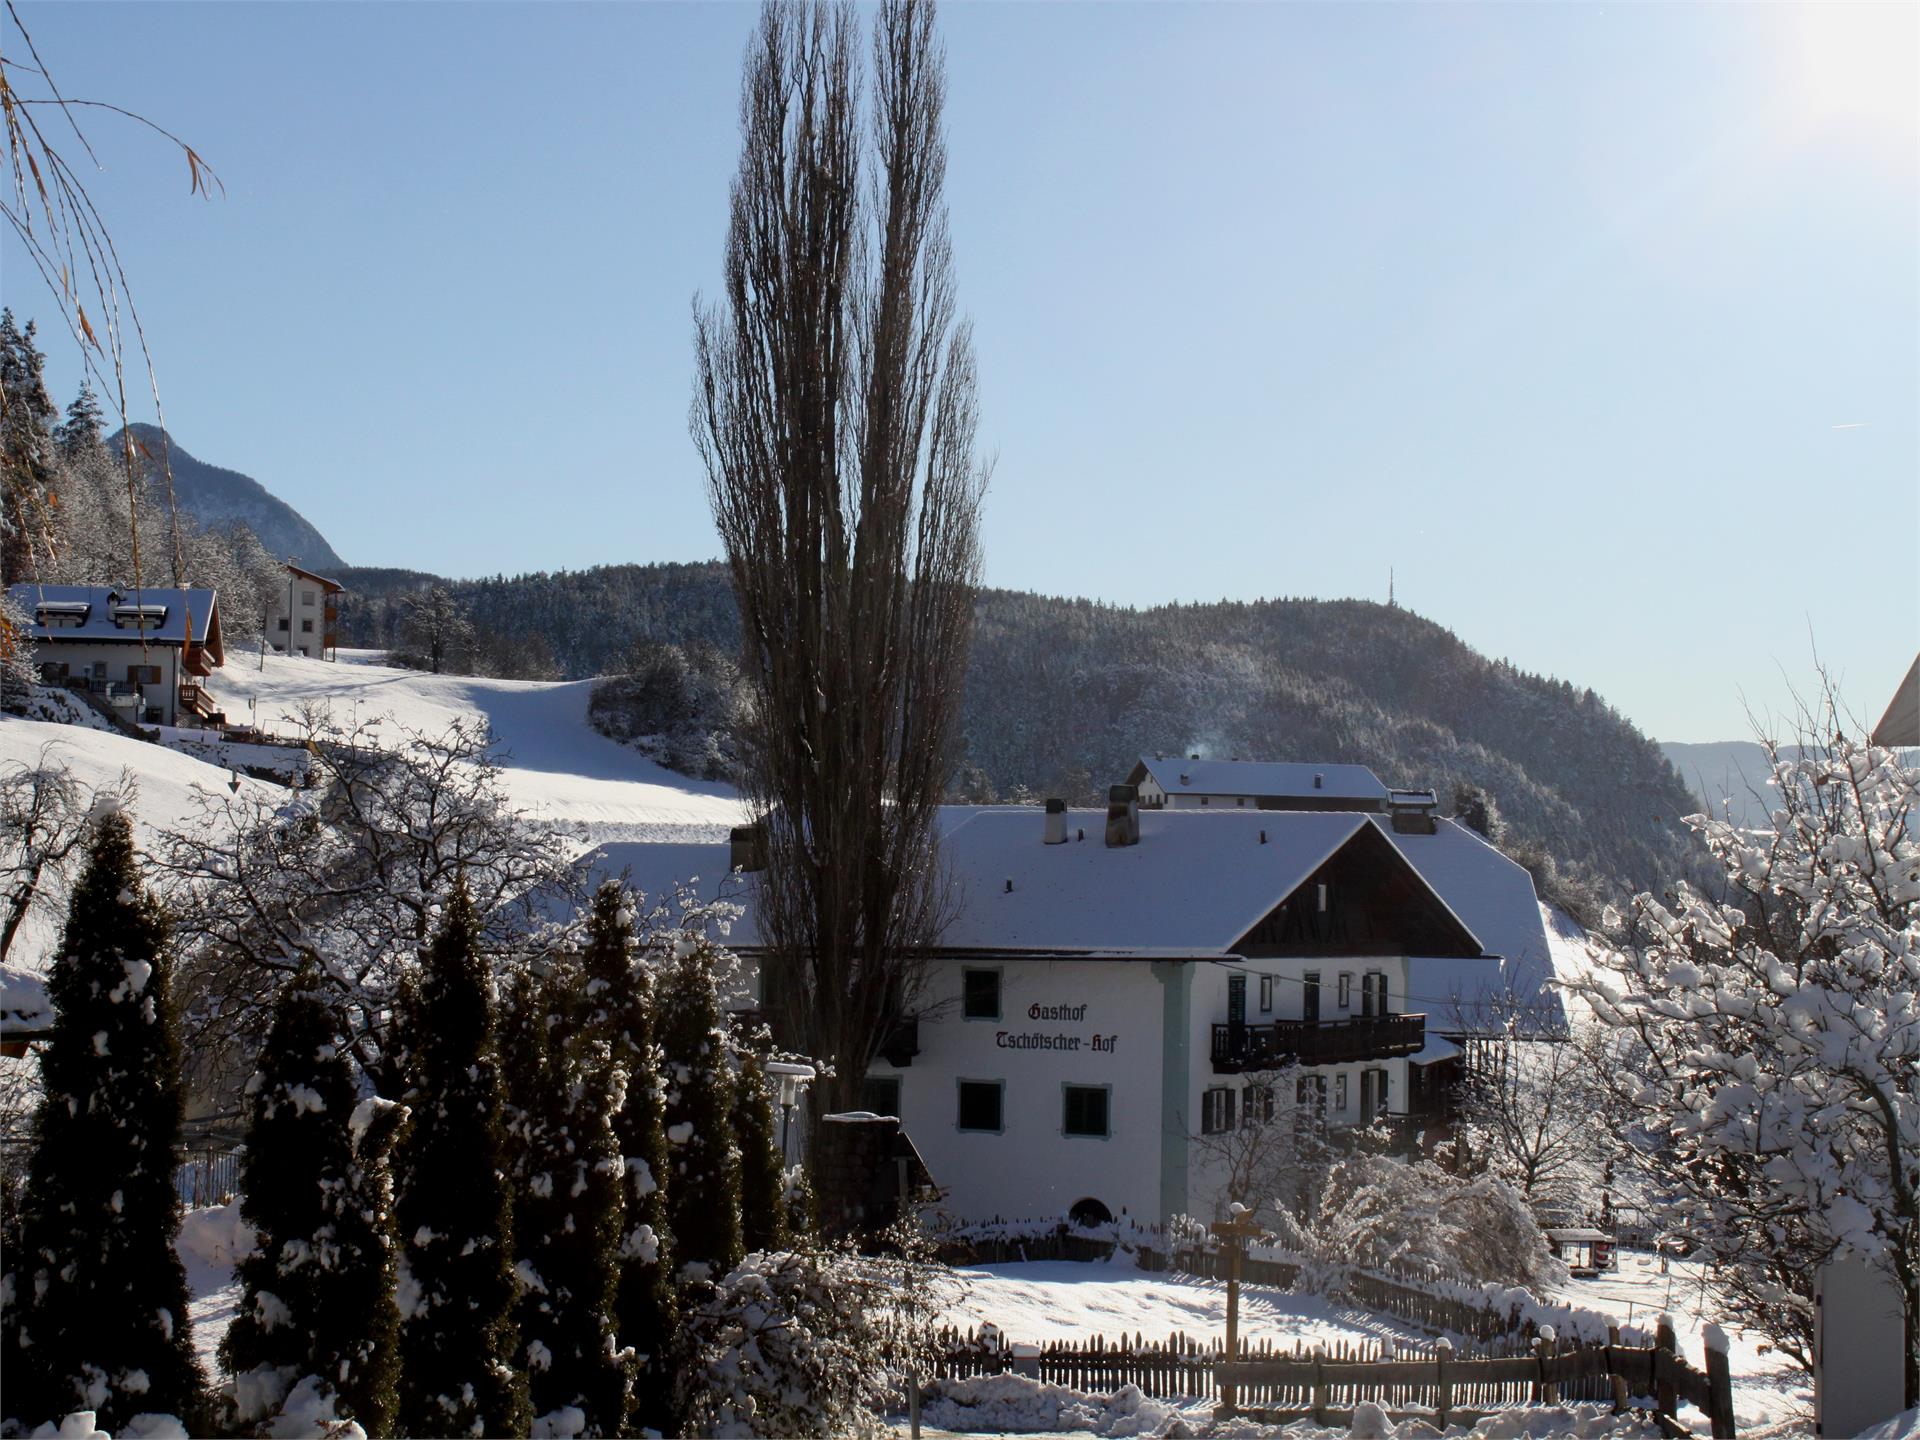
[335,562,1700,900]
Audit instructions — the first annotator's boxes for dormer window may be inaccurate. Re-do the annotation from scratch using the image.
[111,604,167,630]
[35,601,90,628]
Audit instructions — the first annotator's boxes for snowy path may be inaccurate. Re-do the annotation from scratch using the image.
[208,650,746,843]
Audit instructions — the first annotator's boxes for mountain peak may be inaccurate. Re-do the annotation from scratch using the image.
[110,423,345,571]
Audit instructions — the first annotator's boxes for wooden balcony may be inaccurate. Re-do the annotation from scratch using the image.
[1210,1013,1424,1073]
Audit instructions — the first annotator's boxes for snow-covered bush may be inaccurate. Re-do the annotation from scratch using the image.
[1572,731,1919,1395]
[1295,1151,1566,1293]
[677,1230,953,1439]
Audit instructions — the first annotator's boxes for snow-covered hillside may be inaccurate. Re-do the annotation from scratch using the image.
[3,652,745,980]
[206,650,747,843]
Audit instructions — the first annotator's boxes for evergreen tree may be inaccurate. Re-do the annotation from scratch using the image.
[392,884,529,1439]
[3,807,205,1433]
[221,970,401,1437]
[54,382,106,459]
[656,934,744,1280]
[503,965,632,1435]
[731,1046,788,1256]
[0,309,59,581]
[577,881,677,1433]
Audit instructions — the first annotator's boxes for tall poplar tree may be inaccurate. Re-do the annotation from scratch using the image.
[392,884,529,1439]
[4,807,204,1433]
[691,0,988,1206]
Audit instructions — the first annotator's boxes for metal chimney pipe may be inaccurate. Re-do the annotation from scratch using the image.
[1043,798,1068,844]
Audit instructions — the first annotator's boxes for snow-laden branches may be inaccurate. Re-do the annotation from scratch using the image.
[153,709,584,1094]
[1570,733,1919,1398]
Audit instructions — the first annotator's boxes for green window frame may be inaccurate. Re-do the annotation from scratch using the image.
[956,1078,1004,1133]
[962,966,1002,1021]
[1062,1083,1111,1139]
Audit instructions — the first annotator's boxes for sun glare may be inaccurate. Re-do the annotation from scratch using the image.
[1783,3,1918,139]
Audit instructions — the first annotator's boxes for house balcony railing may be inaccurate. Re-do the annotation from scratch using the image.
[1210,1013,1425,1073]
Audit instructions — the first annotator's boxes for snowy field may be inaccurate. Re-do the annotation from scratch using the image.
[942,1255,1811,1436]
[943,1258,1428,1353]
[206,649,746,844]
[1,650,748,982]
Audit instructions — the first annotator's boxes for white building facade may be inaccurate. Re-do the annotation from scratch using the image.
[606,786,1559,1232]
[273,563,343,660]
[11,583,227,727]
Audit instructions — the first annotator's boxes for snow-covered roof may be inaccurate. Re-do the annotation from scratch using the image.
[1128,755,1389,805]
[0,966,51,1040]
[1378,821,1564,1036]
[285,563,345,592]
[577,808,1558,1035]
[10,582,221,652]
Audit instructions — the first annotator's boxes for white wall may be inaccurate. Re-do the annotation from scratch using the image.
[874,957,1167,1227]
[31,639,179,725]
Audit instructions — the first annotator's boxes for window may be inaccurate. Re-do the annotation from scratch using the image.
[1200,795,1209,805]
[301,618,315,633]
[277,617,290,632]
[302,589,317,605]
[1334,1073,1349,1111]
[957,1080,1003,1133]
[1337,973,1353,1009]
[1201,1086,1235,1134]
[860,1075,902,1117]
[1062,1084,1110,1138]
[962,968,1001,1020]
[1235,796,1245,806]
[1362,971,1388,1017]
[1243,1083,1274,1125]
[1258,975,1273,1014]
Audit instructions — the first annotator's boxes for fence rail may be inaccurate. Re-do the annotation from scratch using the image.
[175,1146,242,1208]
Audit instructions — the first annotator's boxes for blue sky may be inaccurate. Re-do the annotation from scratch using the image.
[4,2,1914,742]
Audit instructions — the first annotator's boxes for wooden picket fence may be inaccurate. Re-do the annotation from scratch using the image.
[930,1319,1736,1436]
[1216,1316,1735,1437]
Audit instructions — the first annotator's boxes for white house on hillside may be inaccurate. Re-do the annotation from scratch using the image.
[1126,754,1392,812]
[591,782,1560,1233]
[273,562,344,660]
[10,582,226,728]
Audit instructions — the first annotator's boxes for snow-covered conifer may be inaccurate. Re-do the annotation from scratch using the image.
[221,970,402,1437]
[503,964,632,1437]
[732,1046,789,1256]
[3,809,205,1433]
[577,881,677,1433]
[656,932,744,1281]
[393,883,530,1439]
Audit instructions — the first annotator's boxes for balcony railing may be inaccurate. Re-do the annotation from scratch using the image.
[1210,1013,1425,1072]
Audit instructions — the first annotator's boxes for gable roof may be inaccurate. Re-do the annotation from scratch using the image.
[1872,654,1919,748]
[285,562,345,592]
[10,583,222,657]
[572,804,1562,1033]
[1127,755,1390,805]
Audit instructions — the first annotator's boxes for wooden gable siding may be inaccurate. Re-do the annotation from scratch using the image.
[1233,822,1480,958]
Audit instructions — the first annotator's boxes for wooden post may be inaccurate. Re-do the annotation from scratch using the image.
[1607,1325,1630,1415]
[908,1372,921,1440]
[1656,1314,1679,1423]
[1311,1345,1328,1426]
[1538,1326,1560,1405]
[1210,1210,1261,1417]
[1435,1337,1453,1429]
[1703,1324,1735,1440]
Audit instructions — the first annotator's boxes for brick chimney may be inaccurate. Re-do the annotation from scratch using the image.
[1105,784,1140,847]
